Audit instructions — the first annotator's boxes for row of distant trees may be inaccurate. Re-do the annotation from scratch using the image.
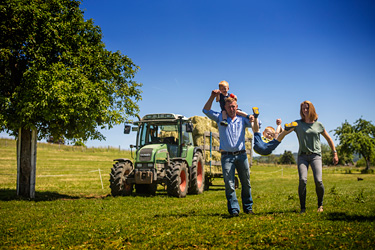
[255,118,375,172]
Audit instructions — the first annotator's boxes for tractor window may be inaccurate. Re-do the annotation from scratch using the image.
[182,123,193,145]
[159,125,178,143]
[181,130,190,145]
[139,124,160,146]
[148,125,160,143]
[138,123,180,146]
[139,124,147,147]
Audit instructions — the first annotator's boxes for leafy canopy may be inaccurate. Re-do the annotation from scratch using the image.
[278,150,296,165]
[0,0,142,141]
[334,118,375,169]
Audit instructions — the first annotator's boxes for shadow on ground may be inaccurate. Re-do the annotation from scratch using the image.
[0,189,81,201]
[326,212,375,222]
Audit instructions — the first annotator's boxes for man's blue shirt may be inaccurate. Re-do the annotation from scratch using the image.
[202,109,252,152]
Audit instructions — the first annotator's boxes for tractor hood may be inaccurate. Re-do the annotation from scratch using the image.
[136,144,169,163]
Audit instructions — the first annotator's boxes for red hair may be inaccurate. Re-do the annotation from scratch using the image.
[300,100,318,122]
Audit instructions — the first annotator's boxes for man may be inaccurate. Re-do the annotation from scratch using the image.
[203,89,254,216]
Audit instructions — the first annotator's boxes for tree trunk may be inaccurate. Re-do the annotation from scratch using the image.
[17,128,37,198]
[365,159,370,172]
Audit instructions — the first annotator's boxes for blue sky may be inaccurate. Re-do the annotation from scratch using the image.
[2,0,374,155]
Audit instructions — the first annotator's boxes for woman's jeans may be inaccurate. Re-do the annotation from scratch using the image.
[297,153,324,209]
[221,152,253,214]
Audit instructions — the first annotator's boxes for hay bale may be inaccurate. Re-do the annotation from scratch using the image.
[190,115,253,175]
[190,115,253,161]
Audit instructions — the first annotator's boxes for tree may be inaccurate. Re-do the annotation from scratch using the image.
[321,143,353,166]
[321,143,332,166]
[334,118,375,172]
[335,144,354,166]
[0,0,142,198]
[278,150,296,165]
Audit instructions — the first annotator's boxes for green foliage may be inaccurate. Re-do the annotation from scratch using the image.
[1,139,375,249]
[321,143,333,166]
[356,157,367,167]
[255,154,280,164]
[0,0,142,142]
[278,150,296,164]
[322,143,354,166]
[336,144,354,165]
[334,118,375,171]
[73,139,85,147]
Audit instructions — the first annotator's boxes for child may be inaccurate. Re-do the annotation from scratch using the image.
[216,80,250,126]
[252,107,297,156]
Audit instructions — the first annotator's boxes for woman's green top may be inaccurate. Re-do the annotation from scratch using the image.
[294,119,325,156]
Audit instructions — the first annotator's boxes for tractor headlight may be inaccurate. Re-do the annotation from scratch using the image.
[147,163,154,168]
[136,163,143,168]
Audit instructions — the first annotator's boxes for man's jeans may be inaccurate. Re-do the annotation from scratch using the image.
[297,153,324,209]
[221,152,253,214]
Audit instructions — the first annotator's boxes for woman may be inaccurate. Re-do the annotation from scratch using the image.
[290,101,339,213]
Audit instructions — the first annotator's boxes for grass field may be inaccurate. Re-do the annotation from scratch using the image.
[1,138,374,249]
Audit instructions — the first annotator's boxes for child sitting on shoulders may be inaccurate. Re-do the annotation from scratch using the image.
[216,80,250,126]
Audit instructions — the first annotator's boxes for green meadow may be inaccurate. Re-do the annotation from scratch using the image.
[0,138,374,249]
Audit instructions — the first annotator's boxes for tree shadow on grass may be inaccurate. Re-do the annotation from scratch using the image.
[153,211,231,219]
[0,188,80,202]
[262,210,300,215]
[326,212,375,222]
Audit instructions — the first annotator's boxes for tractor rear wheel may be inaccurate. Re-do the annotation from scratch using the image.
[188,151,205,194]
[167,161,189,198]
[109,161,133,196]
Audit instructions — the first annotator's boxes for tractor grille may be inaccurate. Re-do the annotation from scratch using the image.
[139,148,153,161]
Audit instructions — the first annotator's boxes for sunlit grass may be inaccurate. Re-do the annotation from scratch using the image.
[1,138,374,249]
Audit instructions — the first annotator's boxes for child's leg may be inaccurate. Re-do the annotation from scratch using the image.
[252,118,260,133]
[220,110,228,126]
[284,121,298,131]
[251,107,260,133]
[222,110,227,120]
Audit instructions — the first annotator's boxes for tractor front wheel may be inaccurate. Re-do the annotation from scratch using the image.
[109,161,133,196]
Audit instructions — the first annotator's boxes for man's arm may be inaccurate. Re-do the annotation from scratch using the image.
[204,89,220,111]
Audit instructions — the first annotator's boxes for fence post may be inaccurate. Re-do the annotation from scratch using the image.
[210,132,212,173]
[98,168,104,189]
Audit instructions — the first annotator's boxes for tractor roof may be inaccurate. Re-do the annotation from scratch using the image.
[133,113,190,125]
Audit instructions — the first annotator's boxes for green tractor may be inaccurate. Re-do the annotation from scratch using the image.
[109,113,205,198]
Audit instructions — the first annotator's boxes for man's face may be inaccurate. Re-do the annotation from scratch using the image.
[225,100,238,118]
